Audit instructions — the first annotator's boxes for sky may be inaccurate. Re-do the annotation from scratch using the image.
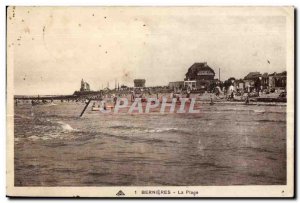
[8,7,288,95]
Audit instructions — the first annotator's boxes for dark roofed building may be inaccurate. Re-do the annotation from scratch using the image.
[243,72,261,91]
[243,71,286,92]
[184,62,216,90]
[268,71,286,89]
[244,72,262,80]
[185,62,215,81]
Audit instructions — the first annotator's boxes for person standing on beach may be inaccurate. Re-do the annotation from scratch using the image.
[228,84,234,100]
[245,92,250,104]
[113,95,117,106]
[131,91,135,102]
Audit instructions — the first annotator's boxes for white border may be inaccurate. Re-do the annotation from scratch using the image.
[1,1,298,202]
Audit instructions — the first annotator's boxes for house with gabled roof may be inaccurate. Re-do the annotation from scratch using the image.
[184,62,216,90]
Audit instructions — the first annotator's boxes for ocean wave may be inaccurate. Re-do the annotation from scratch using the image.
[23,121,79,141]
[215,108,252,112]
[109,125,138,130]
[14,114,34,120]
[46,103,57,106]
[109,125,178,134]
[27,135,41,141]
[253,109,265,113]
[57,121,77,132]
[254,119,285,123]
[27,132,77,141]
[144,127,178,133]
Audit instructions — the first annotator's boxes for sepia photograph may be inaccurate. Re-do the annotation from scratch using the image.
[6,6,294,197]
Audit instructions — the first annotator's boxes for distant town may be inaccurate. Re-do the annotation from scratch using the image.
[74,62,286,96]
[14,62,287,104]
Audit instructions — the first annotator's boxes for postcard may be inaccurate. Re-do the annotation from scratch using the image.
[6,6,294,197]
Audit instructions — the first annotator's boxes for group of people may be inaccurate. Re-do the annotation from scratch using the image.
[214,84,251,102]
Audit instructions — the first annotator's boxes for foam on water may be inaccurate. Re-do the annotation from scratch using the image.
[57,121,77,132]
[144,127,178,133]
[27,135,40,141]
[110,125,178,133]
[254,109,265,113]
[47,103,57,106]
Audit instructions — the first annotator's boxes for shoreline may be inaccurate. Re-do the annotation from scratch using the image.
[14,92,287,107]
[200,101,286,106]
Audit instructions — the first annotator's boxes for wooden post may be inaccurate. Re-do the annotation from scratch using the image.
[79,99,91,117]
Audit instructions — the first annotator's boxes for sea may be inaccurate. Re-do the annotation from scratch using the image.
[14,101,286,186]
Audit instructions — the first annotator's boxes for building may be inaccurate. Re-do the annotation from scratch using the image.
[235,79,245,90]
[243,72,262,92]
[184,80,197,90]
[184,62,216,90]
[268,71,287,90]
[244,72,262,82]
[80,79,90,91]
[261,73,269,88]
[134,79,146,88]
[168,81,184,89]
[243,71,286,92]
